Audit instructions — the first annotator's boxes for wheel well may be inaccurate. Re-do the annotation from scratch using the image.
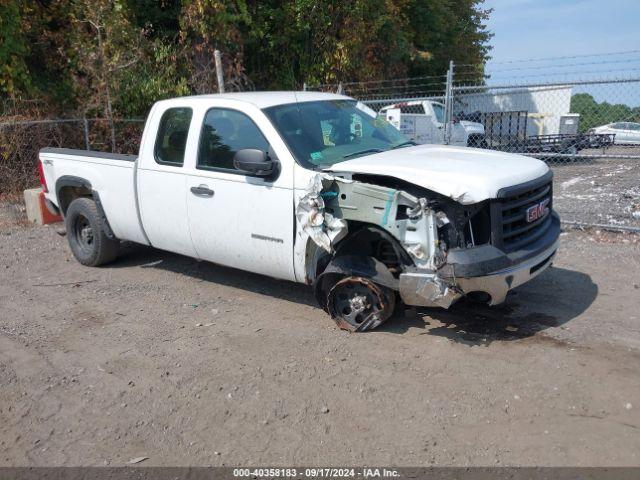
[333,224,413,276]
[306,224,413,284]
[55,176,93,215]
[58,185,92,215]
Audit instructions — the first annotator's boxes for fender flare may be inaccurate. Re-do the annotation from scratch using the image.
[55,176,116,240]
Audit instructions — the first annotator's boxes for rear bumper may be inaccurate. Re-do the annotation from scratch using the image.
[398,211,560,308]
[44,197,61,216]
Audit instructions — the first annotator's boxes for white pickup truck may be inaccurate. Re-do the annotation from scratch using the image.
[380,100,487,147]
[39,92,560,332]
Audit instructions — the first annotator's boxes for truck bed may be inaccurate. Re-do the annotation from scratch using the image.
[39,148,147,245]
[41,147,138,163]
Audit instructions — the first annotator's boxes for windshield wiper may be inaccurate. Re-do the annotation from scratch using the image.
[342,148,383,159]
[392,140,417,149]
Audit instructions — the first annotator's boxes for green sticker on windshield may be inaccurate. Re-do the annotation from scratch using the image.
[310,151,324,161]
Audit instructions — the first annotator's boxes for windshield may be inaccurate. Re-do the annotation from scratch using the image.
[263,100,410,168]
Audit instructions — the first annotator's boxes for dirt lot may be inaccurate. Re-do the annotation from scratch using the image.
[551,154,640,229]
[1,205,639,467]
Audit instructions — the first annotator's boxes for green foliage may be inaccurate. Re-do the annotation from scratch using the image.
[125,0,182,40]
[117,41,190,117]
[1,0,494,116]
[571,93,640,132]
[242,0,412,88]
[0,0,31,96]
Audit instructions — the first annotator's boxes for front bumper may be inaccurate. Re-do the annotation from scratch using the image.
[398,211,560,308]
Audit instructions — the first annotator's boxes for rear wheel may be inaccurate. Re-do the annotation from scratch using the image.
[65,197,119,266]
[326,277,395,332]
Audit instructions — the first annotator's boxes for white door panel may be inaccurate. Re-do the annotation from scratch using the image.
[451,123,467,146]
[187,173,294,280]
[184,105,295,281]
[138,168,197,257]
[622,126,639,143]
[136,105,198,258]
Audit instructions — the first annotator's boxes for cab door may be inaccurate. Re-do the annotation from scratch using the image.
[137,106,198,258]
[185,105,295,281]
[620,122,638,144]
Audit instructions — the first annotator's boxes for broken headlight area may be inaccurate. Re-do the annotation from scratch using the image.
[346,173,492,250]
[295,174,349,253]
[297,173,450,270]
[438,200,492,249]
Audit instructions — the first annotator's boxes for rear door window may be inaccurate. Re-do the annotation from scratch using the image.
[154,107,193,166]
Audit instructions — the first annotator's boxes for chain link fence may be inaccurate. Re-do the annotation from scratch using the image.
[2,53,640,232]
[0,117,144,194]
[309,58,640,232]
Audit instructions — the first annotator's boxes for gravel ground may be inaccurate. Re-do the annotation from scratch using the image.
[0,208,639,467]
[551,151,640,229]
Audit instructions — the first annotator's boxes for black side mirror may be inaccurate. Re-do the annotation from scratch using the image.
[233,149,275,177]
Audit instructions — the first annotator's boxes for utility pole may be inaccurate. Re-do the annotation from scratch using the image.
[83,117,90,151]
[214,49,225,93]
[443,60,454,145]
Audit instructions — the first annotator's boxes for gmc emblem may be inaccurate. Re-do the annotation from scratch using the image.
[526,198,550,223]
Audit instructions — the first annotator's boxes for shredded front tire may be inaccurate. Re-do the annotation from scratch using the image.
[326,276,395,332]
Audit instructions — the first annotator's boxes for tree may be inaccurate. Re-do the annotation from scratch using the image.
[1,0,494,113]
[240,0,411,89]
[571,93,640,132]
[179,0,251,93]
[65,0,144,150]
[0,0,31,96]
[125,0,182,41]
[406,0,492,82]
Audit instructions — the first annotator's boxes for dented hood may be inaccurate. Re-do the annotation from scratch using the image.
[325,144,549,204]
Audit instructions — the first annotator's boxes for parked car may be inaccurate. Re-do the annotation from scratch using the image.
[38,92,560,332]
[379,100,487,147]
[589,122,640,144]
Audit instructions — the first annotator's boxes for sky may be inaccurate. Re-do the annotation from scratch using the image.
[480,0,640,106]
[482,0,640,63]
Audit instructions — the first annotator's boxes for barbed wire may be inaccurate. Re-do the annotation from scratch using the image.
[307,74,448,90]
[455,58,640,75]
[449,69,640,87]
[451,76,640,92]
[343,83,447,94]
[455,49,640,67]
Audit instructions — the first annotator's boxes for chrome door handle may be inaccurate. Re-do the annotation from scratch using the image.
[190,185,214,197]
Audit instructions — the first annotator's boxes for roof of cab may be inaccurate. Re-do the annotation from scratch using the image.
[157,91,353,109]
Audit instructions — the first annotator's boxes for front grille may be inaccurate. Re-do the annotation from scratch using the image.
[494,172,553,252]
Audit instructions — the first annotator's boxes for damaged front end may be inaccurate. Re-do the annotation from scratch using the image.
[296,173,465,318]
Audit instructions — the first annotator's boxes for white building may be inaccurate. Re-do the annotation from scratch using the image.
[454,85,575,136]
